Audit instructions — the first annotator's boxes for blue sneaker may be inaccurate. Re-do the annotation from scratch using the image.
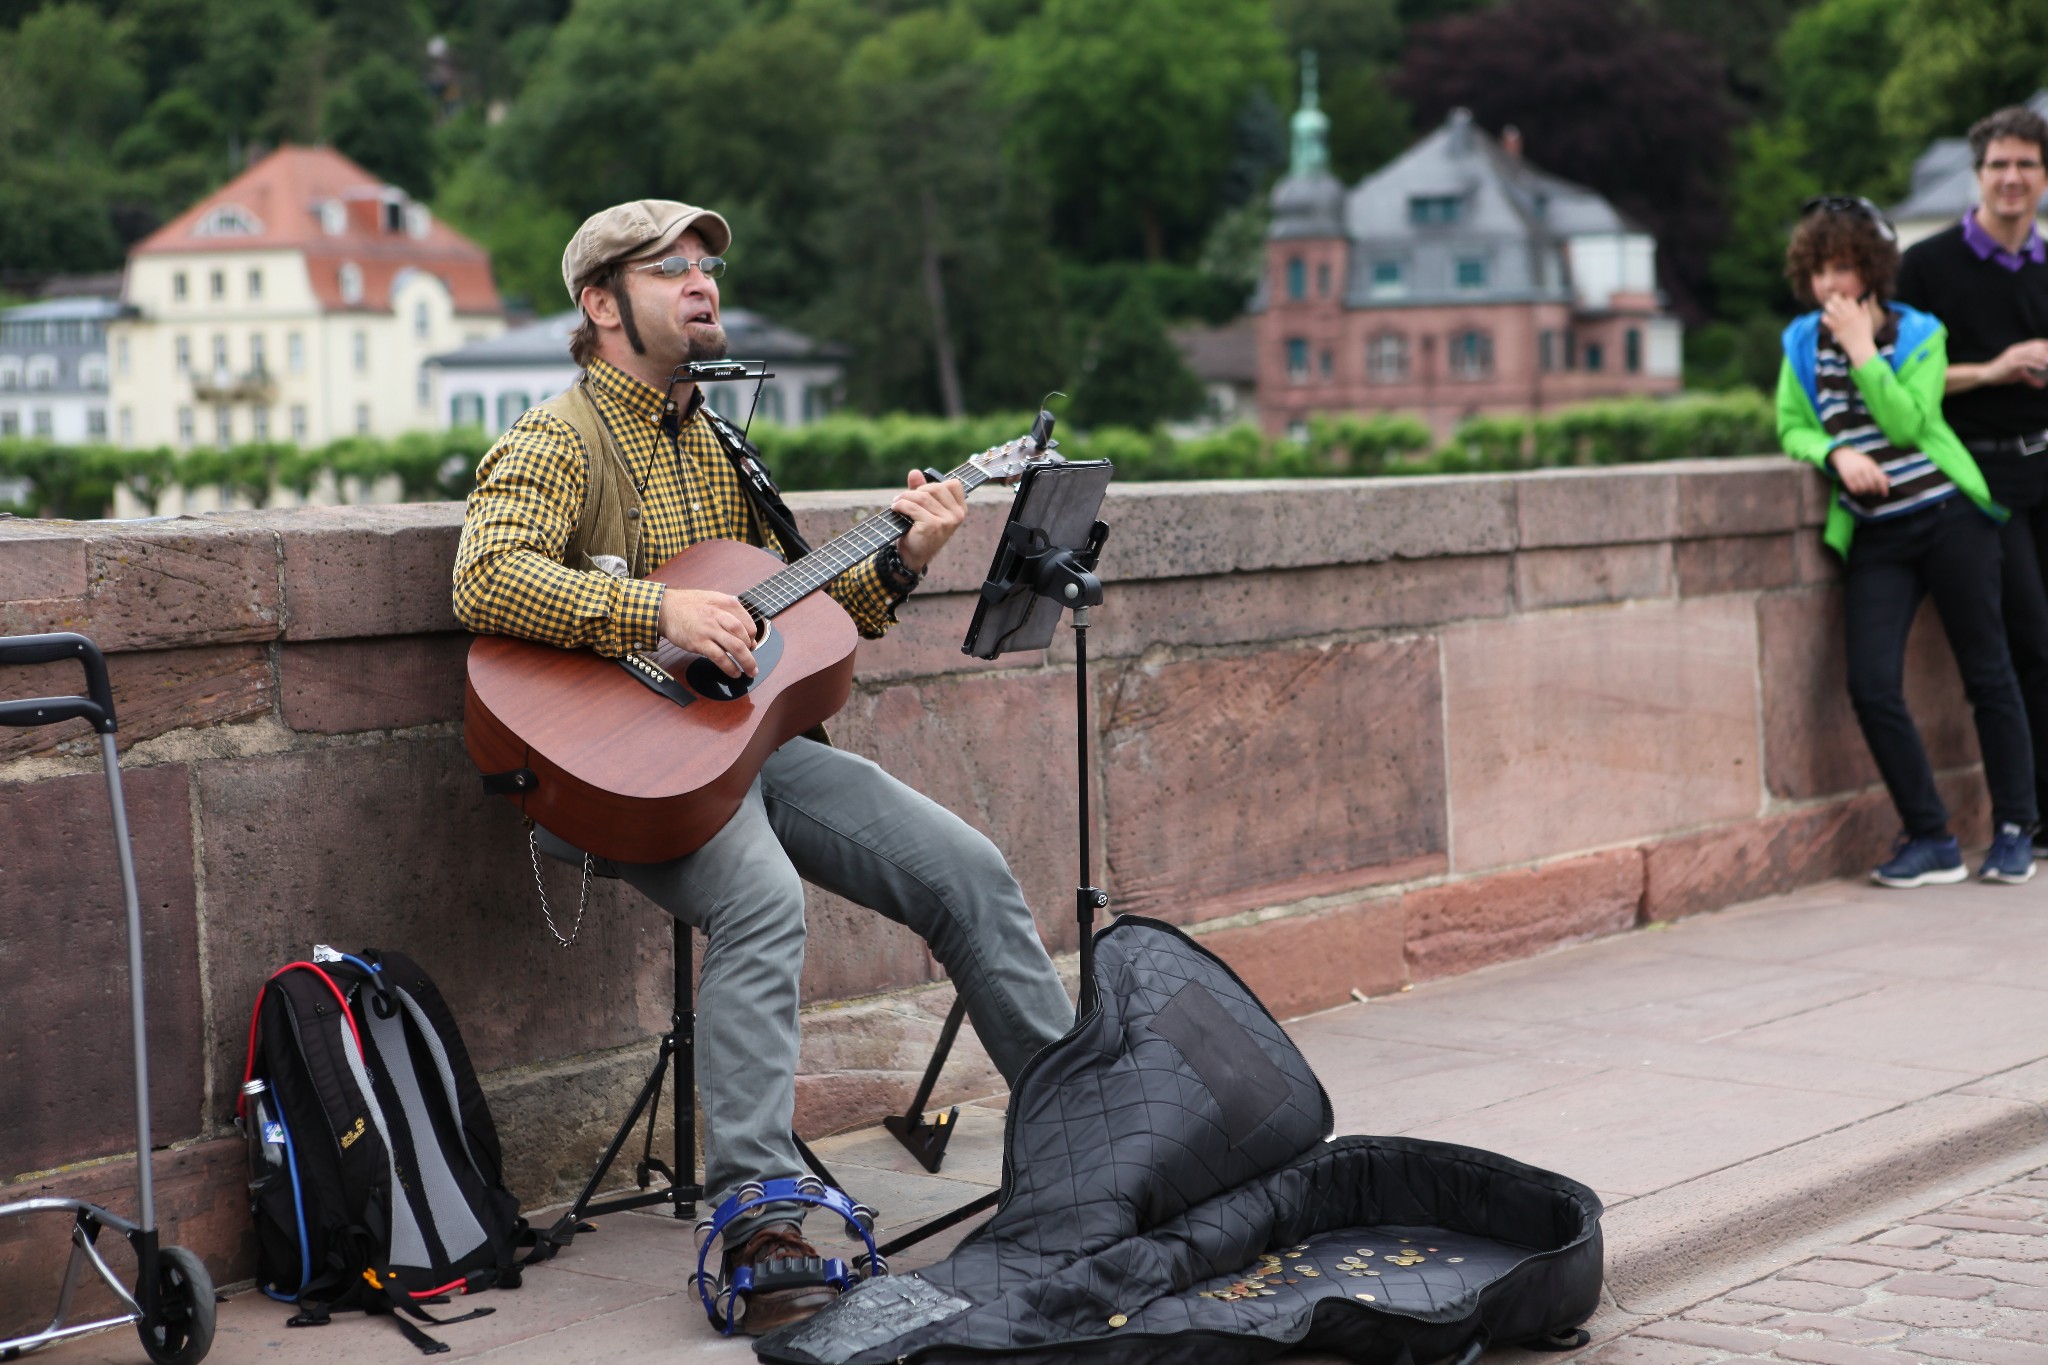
[1872,832,1966,888]
[1980,823,2037,885]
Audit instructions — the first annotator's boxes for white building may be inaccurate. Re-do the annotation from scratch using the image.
[0,297,126,443]
[108,145,504,453]
[1892,90,2048,248]
[428,308,848,436]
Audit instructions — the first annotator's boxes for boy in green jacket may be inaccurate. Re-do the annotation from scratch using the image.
[1776,195,2037,885]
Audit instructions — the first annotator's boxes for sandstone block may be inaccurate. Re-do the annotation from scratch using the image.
[1102,637,1447,923]
[1825,1245,1955,1271]
[0,644,271,760]
[1403,849,1641,982]
[1640,790,1895,923]
[1515,468,1679,549]
[1585,1339,1717,1365]
[1442,597,1762,871]
[0,522,281,650]
[1945,1235,2048,1262]
[1799,463,1836,527]
[1884,1272,1996,1299]
[1194,896,1406,1019]
[1913,1339,2048,1365]
[1772,1315,1906,1343]
[1726,1279,1865,1311]
[1675,533,1798,596]
[281,633,469,733]
[0,765,205,1174]
[1515,543,1673,610]
[1676,463,1805,538]
[1062,556,1512,664]
[0,532,87,601]
[1686,1301,1785,1324]
[1857,1294,1999,1328]
[1062,477,1516,582]
[1782,1259,1900,1288]
[258,503,461,640]
[194,738,665,1130]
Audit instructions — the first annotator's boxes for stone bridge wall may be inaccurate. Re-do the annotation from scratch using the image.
[0,458,1984,1318]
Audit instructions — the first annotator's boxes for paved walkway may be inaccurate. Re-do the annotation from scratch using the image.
[36,872,2048,1363]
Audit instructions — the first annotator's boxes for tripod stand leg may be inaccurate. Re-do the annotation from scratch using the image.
[882,993,968,1172]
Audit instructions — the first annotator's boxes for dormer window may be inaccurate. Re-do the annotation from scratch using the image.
[319,201,347,236]
[384,200,405,233]
[1370,259,1405,298]
[1455,256,1488,290]
[192,203,263,237]
[339,262,364,305]
[403,204,431,239]
[1409,195,1461,225]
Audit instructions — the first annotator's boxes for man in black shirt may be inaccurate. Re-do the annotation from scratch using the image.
[1896,105,2048,845]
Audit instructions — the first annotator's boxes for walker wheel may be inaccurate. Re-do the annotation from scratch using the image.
[139,1245,216,1365]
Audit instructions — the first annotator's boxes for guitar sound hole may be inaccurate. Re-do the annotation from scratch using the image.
[685,655,756,700]
[682,620,783,701]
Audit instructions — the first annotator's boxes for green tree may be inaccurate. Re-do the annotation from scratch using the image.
[2,4,142,165]
[0,163,123,271]
[1067,282,1204,430]
[811,7,1064,415]
[188,0,323,147]
[492,0,742,215]
[1711,117,1819,322]
[112,87,231,219]
[324,53,441,197]
[435,156,577,310]
[1879,0,2048,157]
[1004,0,1286,262]
[1778,0,1904,199]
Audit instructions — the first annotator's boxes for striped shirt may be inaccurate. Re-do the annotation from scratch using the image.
[1817,320,1957,522]
[453,357,898,656]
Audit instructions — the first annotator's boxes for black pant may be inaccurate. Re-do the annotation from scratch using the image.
[1844,497,2036,835]
[1976,451,2048,819]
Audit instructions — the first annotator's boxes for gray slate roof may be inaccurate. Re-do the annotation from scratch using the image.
[1265,109,1643,310]
[0,296,129,323]
[430,307,847,369]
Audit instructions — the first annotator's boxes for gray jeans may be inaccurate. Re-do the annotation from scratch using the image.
[538,737,1071,1232]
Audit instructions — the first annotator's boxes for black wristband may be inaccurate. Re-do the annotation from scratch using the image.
[877,541,925,596]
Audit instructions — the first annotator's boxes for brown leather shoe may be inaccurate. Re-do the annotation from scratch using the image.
[721,1225,841,1336]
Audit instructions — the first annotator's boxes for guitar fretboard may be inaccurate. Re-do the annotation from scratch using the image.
[738,457,1000,619]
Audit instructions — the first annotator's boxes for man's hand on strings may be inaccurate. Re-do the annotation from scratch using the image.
[893,470,967,573]
[658,587,758,677]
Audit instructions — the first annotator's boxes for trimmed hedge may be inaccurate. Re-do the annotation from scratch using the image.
[0,391,1775,520]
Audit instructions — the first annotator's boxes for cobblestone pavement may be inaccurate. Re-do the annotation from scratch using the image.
[1589,1163,2048,1365]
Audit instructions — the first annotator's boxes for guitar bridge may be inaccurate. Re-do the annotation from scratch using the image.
[619,652,696,709]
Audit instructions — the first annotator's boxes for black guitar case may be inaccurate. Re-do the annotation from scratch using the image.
[757,916,1603,1365]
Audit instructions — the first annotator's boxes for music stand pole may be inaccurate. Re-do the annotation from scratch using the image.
[1072,605,1107,1017]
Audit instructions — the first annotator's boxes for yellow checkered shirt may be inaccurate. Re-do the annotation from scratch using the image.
[453,357,899,655]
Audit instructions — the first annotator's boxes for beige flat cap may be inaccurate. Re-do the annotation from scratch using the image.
[561,200,733,304]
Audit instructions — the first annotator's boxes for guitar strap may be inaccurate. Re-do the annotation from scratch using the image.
[700,408,815,562]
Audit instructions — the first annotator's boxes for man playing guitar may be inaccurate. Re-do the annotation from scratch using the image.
[452,200,1072,1334]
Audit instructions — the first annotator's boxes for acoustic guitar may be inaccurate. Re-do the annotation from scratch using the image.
[464,418,1062,863]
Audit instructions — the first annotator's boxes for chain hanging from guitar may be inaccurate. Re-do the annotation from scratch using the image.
[466,390,1066,867]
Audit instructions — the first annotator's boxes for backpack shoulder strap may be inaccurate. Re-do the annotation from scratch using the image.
[701,407,813,560]
[535,377,644,575]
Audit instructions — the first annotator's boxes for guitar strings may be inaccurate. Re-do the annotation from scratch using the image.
[737,447,1014,620]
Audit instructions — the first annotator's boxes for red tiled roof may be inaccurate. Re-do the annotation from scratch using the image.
[131,145,502,315]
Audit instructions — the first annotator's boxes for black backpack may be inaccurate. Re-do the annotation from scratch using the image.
[238,946,543,1353]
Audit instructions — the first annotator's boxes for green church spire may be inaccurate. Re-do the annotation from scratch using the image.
[1289,49,1330,179]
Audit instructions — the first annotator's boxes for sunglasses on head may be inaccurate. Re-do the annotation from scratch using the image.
[1800,195,1898,243]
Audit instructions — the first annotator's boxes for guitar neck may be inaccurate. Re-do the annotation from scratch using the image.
[739,459,995,620]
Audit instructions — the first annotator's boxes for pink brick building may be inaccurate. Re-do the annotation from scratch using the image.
[1254,72,1682,441]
